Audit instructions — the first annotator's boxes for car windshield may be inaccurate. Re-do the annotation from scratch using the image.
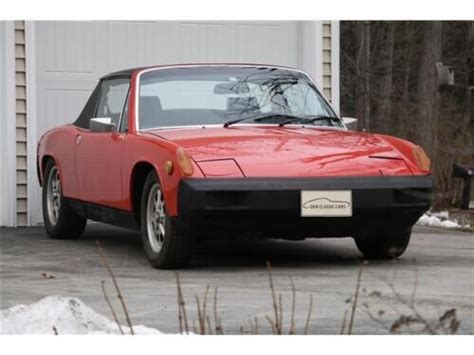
[138,66,340,130]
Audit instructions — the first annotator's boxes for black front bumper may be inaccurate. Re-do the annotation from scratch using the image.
[177,175,432,239]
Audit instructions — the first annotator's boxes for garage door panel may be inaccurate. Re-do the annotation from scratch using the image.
[39,21,95,74]
[236,22,298,65]
[179,22,230,63]
[106,22,158,71]
[42,89,91,135]
[34,20,304,141]
[36,79,96,138]
[36,76,96,88]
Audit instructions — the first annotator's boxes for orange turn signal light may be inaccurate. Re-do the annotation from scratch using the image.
[176,148,194,176]
[165,161,174,175]
[413,145,431,172]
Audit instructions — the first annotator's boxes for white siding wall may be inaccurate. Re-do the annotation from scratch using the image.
[322,22,332,101]
[15,21,28,226]
[1,20,340,226]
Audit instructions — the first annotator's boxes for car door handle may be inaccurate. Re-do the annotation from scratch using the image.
[111,132,125,142]
[75,135,82,145]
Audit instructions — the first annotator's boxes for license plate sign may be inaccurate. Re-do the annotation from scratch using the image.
[301,190,352,217]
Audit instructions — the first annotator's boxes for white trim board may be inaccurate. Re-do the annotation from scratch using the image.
[25,21,38,226]
[314,21,323,87]
[330,21,340,115]
[297,21,323,87]
[1,21,18,227]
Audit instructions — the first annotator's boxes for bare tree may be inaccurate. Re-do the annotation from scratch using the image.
[415,21,442,162]
[372,22,395,133]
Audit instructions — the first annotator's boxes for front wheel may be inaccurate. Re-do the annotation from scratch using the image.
[354,228,412,259]
[140,171,194,269]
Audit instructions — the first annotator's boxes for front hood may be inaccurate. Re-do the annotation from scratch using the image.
[145,126,412,177]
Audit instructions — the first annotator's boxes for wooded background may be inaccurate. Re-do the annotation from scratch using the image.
[340,21,474,209]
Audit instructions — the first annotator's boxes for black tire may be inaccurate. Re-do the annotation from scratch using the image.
[354,228,412,259]
[140,170,194,269]
[42,159,87,239]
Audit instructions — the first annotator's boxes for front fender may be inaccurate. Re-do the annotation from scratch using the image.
[123,133,204,216]
[374,133,427,174]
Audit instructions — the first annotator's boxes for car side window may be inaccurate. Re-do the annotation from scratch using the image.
[96,78,131,130]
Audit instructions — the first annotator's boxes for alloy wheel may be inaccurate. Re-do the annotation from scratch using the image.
[146,183,166,253]
[47,166,61,225]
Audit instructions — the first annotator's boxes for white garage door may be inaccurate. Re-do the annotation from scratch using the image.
[30,21,318,225]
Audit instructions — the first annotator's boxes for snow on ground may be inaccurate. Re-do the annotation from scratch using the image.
[0,296,162,335]
[416,211,469,229]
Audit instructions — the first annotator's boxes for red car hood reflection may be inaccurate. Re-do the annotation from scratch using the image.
[145,126,412,177]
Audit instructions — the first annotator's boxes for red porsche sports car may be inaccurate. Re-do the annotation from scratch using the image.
[37,64,432,268]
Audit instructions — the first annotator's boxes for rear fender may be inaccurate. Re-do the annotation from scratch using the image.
[37,125,79,198]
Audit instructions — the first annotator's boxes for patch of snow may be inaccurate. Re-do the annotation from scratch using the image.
[0,296,162,335]
[429,211,449,220]
[416,211,469,229]
[417,214,460,228]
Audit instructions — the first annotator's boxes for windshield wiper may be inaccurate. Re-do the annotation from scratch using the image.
[223,113,302,128]
[278,115,341,127]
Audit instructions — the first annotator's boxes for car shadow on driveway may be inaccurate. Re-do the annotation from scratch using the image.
[78,223,377,270]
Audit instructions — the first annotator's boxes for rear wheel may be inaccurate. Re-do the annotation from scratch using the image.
[42,160,87,239]
[354,228,412,259]
[140,170,194,269]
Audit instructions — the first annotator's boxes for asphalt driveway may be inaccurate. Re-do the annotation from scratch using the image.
[1,224,473,334]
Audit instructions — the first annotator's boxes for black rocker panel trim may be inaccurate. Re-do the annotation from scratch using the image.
[67,198,139,231]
